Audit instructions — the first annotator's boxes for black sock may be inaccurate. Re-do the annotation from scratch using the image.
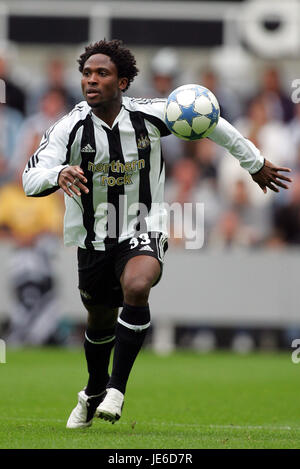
[107,303,150,394]
[84,328,115,396]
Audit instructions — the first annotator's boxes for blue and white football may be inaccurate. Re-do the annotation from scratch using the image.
[164,84,220,140]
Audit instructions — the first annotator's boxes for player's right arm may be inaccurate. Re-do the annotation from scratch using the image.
[23,113,88,198]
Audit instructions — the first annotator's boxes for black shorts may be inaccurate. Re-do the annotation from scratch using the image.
[78,232,168,308]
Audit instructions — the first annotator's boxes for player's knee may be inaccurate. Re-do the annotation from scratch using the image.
[123,277,151,304]
[87,306,118,330]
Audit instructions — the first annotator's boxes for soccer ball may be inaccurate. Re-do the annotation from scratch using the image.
[164,84,220,140]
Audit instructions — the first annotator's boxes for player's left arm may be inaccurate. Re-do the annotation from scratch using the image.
[208,117,292,193]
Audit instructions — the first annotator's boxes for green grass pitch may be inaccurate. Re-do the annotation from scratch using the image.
[0,347,300,449]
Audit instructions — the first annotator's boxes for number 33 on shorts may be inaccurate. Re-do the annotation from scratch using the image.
[129,233,151,249]
[129,232,168,262]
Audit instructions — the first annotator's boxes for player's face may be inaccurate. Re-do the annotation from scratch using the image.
[81,53,128,107]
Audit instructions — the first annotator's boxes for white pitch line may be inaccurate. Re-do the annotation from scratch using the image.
[149,421,298,431]
[1,416,299,431]
[209,424,293,431]
[0,416,65,423]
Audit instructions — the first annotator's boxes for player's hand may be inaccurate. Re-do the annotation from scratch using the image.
[251,159,292,194]
[58,166,89,197]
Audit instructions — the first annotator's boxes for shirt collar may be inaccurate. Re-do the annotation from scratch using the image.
[90,103,125,130]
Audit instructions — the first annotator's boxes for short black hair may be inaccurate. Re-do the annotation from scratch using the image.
[77,39,139,92]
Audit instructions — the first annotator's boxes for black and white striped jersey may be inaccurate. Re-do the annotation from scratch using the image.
[23,97,264,250]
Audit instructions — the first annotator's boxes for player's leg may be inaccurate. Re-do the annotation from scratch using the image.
[97,256,160,423]
[84,303,118,396]
[66,303,118,429]
[77,246,121,396]
[67,247,121,428]
[109,256,160,390]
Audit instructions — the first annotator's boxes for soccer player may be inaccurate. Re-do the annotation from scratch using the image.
[22,40,292,429]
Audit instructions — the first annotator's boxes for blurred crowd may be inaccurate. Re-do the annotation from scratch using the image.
[0,53,68,345]
[1,44,300,345]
